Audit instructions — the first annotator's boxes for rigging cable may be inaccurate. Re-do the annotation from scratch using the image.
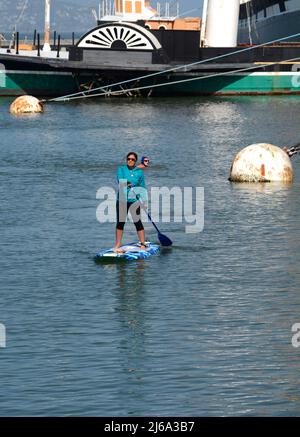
[45,30,300,102]
[49,55,300,101]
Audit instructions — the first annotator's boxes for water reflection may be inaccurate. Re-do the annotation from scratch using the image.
[230,181,293,194]
[113,263,146,346]
[229,181,293,215]
[108,263,148,412]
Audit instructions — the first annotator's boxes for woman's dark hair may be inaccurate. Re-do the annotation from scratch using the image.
[127,152,138,161]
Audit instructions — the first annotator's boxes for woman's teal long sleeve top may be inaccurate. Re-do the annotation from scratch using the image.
[117,165,147,203]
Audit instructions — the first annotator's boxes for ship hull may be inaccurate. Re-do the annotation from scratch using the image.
[2,22,300,97]
[238,8,300,44]
[2,69,300,97]
[153,72,300,96]
[0,70,78,96]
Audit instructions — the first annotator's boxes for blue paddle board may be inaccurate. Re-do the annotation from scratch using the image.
[95,242,160,261]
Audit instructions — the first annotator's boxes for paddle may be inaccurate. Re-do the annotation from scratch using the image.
[132,190,173,247]
[141,203,173,247]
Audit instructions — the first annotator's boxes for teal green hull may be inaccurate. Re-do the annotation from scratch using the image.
[1,70,300,96]
[0,71,78,96]
[154,72,300,96]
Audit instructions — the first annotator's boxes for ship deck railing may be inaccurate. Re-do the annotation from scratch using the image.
[0,47,69,59]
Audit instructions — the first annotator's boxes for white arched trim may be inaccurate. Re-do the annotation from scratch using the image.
[77,22,161,51]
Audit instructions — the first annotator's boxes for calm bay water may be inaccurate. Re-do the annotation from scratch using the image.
[0,96,300,416]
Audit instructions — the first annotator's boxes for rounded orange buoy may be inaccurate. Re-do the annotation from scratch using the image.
[10,96,44,115]
[229,143,293,183]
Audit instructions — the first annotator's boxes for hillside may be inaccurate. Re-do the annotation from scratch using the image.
[0,0,201,34]
[0,0,98,33]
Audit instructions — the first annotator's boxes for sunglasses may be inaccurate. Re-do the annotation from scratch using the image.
[127,157,136,162]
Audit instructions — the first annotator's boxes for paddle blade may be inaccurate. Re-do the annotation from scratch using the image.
[158,233,173,247]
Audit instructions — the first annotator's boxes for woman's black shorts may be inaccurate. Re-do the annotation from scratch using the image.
[116,201,144,232]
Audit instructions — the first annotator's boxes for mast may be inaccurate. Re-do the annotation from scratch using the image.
[202,0,240,47]
[43,0,51,52]
[200,0,209,47]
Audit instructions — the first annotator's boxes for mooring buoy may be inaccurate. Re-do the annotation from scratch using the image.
[10,96,44,115]
[229,143,293,183]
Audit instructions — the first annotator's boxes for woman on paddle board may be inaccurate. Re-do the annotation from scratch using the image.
[114,152,148,253]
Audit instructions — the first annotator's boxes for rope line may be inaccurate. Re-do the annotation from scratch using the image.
[48,55,300,102]
[46,30,300,103]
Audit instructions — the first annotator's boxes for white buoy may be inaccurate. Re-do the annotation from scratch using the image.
[10,96,44,115]
[229,143,293,183]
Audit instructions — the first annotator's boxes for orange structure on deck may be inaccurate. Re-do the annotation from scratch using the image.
[145,17,201,31]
